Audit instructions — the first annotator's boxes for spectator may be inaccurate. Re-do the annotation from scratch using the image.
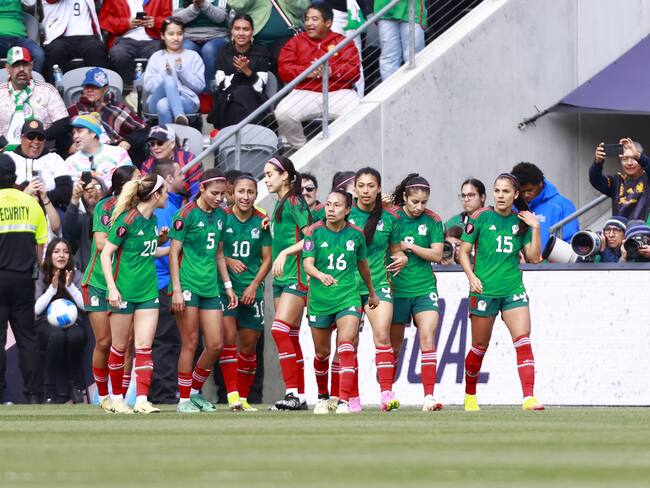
[64,113,133,188]
[34,237,87,404]
[621,220,650,263]
[301,171,320,211]
[0,47,69,152]
[99,0,172,90]
[589,217,627,263]
[8,120,72,211]
[0,0,46,73]
[62,175,108,271]
[511,162,578,248]
[23,168,62,238]
[275,3,360,150]
[174,0,230,94]
[445,178,486,230]
[0,154,47,404]
[149,159,184,404]
[441,225,462,265]
[375,0,426,80]
[67,67,149,162]
[590,140,649,221]
[207,14,274,129]
[41,0,110,82]
[228,0,309,60]
[143,17,205,125]
[140,124,203,196]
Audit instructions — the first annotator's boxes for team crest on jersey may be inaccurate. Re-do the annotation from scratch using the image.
[101,214,110,226]
[251,228,260,239]
[477,299,487,312]
[117,226,127,237]
[512,224,519,234]
[218,220,223,230]
[173,219,184,231]
[418,224,427,235]
[465,223,474,234]
[346,240,355,251]
[404,236,415,244]
[376,220,384,231]
[91,296,99,307]
[304,240,315,251]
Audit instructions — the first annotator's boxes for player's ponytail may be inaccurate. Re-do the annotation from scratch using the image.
[495,173,529,236]
[111,173,163,223]
[391,173,430,207]
[269,156,310,223]
[355,167,383,246]
[104,165,139,199]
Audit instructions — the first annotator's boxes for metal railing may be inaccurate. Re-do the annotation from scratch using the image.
[549,194,609,236]
[181,0,412,176]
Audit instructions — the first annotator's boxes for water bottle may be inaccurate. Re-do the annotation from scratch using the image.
[134,63,143,88]
[52,64,63,85]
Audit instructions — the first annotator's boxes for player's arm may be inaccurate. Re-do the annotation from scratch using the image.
[100,241,121,307]
[519,211,542,263]
[459,241,483,294]
[357,258,378,309]
[168,239,185,313]
[217,241,238,309]
[303,256,336,286]
[386,242,407,275]
[241,245,272,305]
[401,240,443,263]
[93,231,108,251]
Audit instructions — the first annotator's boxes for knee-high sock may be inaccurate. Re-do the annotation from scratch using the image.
[289,328,304,394]
[237,352,257,400]
[219,344,238,394]
[314,353,330,396]
[337,343,355,402]
[93,366,109,398]
[121,371,132,395]
[108,347,125,397]
[271,320,298,391]
[350,356,359,398]
[375,346,394,393]
[177,371,192,401]
[191,365,210,394]
[464,344,487,395]
[421,349,437,396]
[330,360,340,397]
[514,335,535,397]
[134,347,153,398]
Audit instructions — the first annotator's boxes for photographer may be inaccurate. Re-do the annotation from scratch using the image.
[621,220,650,263]
[441,225,462,265]
[575,217,627,263]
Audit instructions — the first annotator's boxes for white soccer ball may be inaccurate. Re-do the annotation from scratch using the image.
[46,298,78,329]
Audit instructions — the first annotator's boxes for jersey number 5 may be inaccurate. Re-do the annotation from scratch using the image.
[496,235,513,253]
[326,253,347,271]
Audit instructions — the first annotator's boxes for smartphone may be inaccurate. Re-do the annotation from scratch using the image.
[603,143,623,157]
[81,171,93,186]
[0,135,7,149]
[136,11,146,20]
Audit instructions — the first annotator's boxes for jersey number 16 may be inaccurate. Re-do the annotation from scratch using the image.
[326,252,347,271]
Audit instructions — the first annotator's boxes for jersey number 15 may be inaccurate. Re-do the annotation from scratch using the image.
[496,235,513,254]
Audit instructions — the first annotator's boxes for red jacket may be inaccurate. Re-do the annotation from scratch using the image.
[278,31,360,92]
[99,0,172,48]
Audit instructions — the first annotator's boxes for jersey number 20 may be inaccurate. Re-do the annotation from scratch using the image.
[141,239,158,257]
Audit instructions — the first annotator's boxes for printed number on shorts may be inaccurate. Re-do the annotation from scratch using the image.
[252,300,264,318]
[513,292,528,303]
[140,239,158,257]
[73,2,81,16]
[496,235,513,253]
[232,240,250,257]
[206,232,215,250]
[326,252,347,271]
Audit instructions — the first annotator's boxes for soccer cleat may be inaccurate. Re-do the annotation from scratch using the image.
[300,400,308,411]
[349,396,362,413]
[177,400,201,413]
[99,397,113,413]
[380,391,400,412]
[227,392,243,411]
[190,393,216,412]
[335,401,350,414]
[327,396,339,411]
[111,398,133,414]
[313,399,330,415]
[464,394,480,412]
[133,399,160,414]
[241,399,258,412]
[522,396,545,411]
[274,393,303,411]
[422,395,443,411]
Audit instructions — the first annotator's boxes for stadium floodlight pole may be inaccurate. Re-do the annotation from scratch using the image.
[408,0,416,69]
[235,130,242,170]
[322,60,330,139]
[548,194,609,237]
[180,0,403,176]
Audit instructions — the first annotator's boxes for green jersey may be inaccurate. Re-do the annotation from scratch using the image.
[303,221,367,315]
[392,208,444,298]
[270,196,311,289]
[445,212,466,231]
[169,201,225,298]
[311,203,325,222]
[348,200,400,295]
[461,208,532,297]
[108,208,159,302]
[219,207,271,299]
[82,196,117,290]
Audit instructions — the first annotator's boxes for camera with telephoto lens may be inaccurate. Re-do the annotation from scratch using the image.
[624,235,650,259]
[570,230,602,261]
[442,240,454,260]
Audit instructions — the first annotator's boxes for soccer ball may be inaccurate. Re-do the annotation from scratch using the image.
[46,299,78,329]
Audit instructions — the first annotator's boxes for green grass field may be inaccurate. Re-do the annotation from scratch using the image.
[1,405,649,488]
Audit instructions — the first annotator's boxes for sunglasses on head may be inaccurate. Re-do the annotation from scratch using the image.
[303,186,316,192]
[25,133,45,141]
[148,140,166,147]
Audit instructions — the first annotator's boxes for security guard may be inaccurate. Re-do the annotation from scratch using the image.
[0,154,47,404]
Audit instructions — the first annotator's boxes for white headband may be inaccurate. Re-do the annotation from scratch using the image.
[146,174,165,197]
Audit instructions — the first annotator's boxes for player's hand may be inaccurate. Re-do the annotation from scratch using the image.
[367,293,379,310]
[241,284,257,305]
[158,226,169,245]
[318,273,337,286]
[386,254,407,275]
[594,142,605,163]
[261,216,270,230]
[226,288,238,309]
[65,270,74,287]
[400,240,414,253]
[226,257,247,274]
[468,274,483,294]
[107,287,122,308]
[517,210,539,229]
[171,289,185,314]
[50,269,60,289]
[272,252,287,277]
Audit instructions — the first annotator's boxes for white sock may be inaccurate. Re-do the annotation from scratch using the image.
[98,395,107,402]
[298,393,306,403]
[190,388,199,396]
[179,398,190,404]
[136,395,147,404]
[286,388,298,397]
[111,394,123,401]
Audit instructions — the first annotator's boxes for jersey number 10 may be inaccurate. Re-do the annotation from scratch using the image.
[232,240,251,258]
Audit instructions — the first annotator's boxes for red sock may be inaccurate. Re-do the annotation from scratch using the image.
[191,365,211,393]
[375,346,394,392]
[108,347,125,397]
[465,344,487,395]
[421,349,437,396]
[178,371,192,400]
[289,328,304,394]
[122,371,132,394]
[330,360,340,397]
[237,352,257,400]
[134,347,153,397]
[392,358,398,383]
[219,344,238,394]
[93,367,109,397]
[313,354,330,396]
[271,320,298,390]
[350,356,359,398]
[337,342,355,402]
[514,335,535,397]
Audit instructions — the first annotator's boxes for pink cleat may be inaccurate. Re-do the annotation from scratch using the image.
[349,396,363,413]
[380,391,400,412]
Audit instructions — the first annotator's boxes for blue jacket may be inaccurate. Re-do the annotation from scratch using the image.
[153,192,184,291]
[527,178,578,248]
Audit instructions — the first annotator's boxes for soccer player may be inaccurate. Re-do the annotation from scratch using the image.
[459,173,544,412]
[219,174,272,412]
[389,174,445,412]
[81,165,140,413]
[100,174,170,414]
[311,171,357,222]
[168,168,238,413]
[265,156,311,410]
[303,189,379,415]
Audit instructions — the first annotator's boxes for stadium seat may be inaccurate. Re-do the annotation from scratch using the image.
[0,68,45,83]
[23,12,41,44]
[60,67,124,105]
[167,123,205,156]
[214,124,279,176]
